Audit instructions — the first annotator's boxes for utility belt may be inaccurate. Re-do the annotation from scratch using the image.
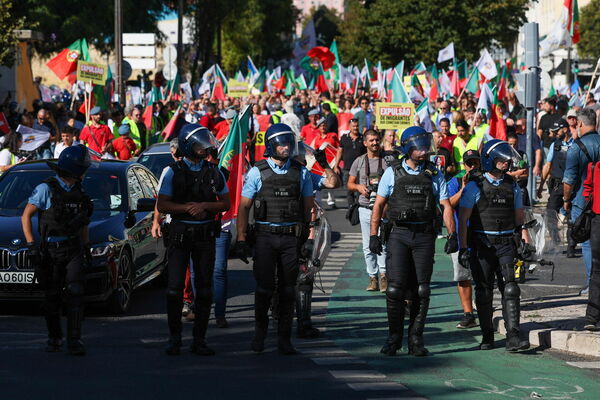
[475,232,514,247]
[169,219,220,247]
[254,222,300,236]
[44,237,81,250]
[392,221,435,233]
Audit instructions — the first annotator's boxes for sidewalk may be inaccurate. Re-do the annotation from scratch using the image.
[492,203,600,357]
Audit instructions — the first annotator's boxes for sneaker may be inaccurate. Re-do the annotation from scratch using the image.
[580,286,589,296]
[583,318,599,331]
[379,274,388,293]
[215,317,229,328]
[366,276,379,291]
[182,302,192,317]
[456,312,478,329]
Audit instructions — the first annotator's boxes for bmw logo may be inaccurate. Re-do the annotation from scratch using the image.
[11,238,21,246]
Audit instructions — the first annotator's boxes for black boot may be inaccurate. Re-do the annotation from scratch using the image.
[191,288,214,355]
[165,335,182,356]
[251,287,272,353]
[46,338,63,352]
[380,285,405,356]
[566,226,576,258]
[296,286,320,339]
[504,283,530,352]
[66,306,85,356]
[277,286,298,355]
[407,284,430,357]
[477,302,495,350]
[44,291,63,352]
[166,291,183,355]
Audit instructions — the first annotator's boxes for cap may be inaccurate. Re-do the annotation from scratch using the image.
[350,117,358,122]
[463,149,480,163]
[284,99,294,113]
[118,124,131,135]
[316,117,326,127]
[308,109,320,116]
[549,118,568,131]
[90,106,102,115]
[225,109,237,119]
[567,109,577,118]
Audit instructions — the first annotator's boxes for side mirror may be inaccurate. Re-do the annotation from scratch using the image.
[136,198,156,213]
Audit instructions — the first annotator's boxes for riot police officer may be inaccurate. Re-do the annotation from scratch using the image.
[370,127,457,357]
[157,124,230,356]
[22,145,93,355]
[458,139,530,352]
[235,123,314,355]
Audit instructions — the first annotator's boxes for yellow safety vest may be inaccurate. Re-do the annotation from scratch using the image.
[323,100,339,115]
[453,136,482,171]
[122,117,143,148]
[474,123,489,140]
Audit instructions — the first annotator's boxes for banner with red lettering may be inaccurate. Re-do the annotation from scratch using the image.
[253,114,271,162]
[374,102,415,131]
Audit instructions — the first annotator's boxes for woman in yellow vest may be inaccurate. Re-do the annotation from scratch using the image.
[452,120,483,172]
[472,112,490,141]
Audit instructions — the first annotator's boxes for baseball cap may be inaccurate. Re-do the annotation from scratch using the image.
[118,124,131,136]
[316,117,326,126]
[549,118,568,131]
[567,109,577,118]
[308,109,320,116]
[463,149,480,163]
[90,106,102,115]
[225,109,237,119]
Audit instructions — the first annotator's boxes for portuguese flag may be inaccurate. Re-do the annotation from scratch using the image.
[46,39,90,80]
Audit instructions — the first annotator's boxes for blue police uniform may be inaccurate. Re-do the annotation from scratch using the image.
[29,176,78,242]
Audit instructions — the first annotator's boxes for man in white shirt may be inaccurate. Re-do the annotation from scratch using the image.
[53,125,79,159]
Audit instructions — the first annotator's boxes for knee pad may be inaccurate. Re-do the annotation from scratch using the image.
[66,282,84,297]
[386,285,404,301]
[256,286,274,298]
[167,288,183,298]
[280,285,296,302]
[196,287,212,302]
[504,282,520,300]
[418,283,430,299]
[475,285,493,304]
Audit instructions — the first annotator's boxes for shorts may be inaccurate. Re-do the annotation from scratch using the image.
[452,251,472,282]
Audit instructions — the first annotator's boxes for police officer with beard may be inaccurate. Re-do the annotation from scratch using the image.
[235,123,314,355]
[22,145,93,355]
[458,139,530,352]
[157,124,230,356]
[370,127,457,357]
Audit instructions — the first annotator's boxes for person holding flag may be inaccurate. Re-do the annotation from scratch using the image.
[78,107,113,160]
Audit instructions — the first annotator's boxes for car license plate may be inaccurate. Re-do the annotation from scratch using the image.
[0,271,35,284]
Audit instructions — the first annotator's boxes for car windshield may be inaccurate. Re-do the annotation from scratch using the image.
[137,152,173,178]
[0,169,126,216]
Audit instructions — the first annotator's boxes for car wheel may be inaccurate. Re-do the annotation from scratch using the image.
[108,249,133,314]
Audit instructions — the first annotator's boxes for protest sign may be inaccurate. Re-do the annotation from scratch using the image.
[374,102,415,131]
[77,61,108,85]
[227,79,249,97]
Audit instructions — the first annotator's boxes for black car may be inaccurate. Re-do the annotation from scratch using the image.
[0,160,166,313]
[136,142,173,179]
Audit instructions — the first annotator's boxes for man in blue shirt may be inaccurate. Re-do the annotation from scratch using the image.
[370,126,457,357]
[157,124,230,356]
[234,123,314,355]
[21,145,92,355]
[563,108,600,292]
[458,139,529,352]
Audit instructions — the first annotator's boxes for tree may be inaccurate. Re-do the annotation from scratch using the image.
[305,5,341,47]
[578,0,600,59]
[0,0,26,67]
[338,0,530,67]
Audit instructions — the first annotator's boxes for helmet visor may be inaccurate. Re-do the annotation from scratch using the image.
[269,133,297,158]
[488,142,522,167]
[186,128,219,150]
[403,132,432,153]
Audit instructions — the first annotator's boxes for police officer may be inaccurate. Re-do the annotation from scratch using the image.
[157,124,230,356]
[22,145,93,355]
[370,127,457,357]
[235,123,314,355]
[458,139,530,352]
[296,144,341,338]
[537,118,575,256]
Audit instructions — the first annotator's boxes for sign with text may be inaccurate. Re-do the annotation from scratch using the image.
[227,79,249,97]
[76,61,108,85]
[374,102,415,130]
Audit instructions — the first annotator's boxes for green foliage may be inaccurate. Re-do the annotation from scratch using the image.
[338,0,530,66]
[305,5,341,47]
[0,0,26,67]
[578,0,600,59]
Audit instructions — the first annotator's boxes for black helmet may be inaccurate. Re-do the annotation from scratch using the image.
[177,123,219,159]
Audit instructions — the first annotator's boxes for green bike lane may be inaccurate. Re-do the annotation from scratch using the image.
[325,239,600,400]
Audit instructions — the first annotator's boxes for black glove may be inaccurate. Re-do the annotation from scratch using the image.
[26,242,41,266]
[458,248,472,269]
[83,243,92,267]
[444,232,459,254]
[369,235,383,255]
[233,240,252,264]
[300,239,314,259]
[313,149,329,169]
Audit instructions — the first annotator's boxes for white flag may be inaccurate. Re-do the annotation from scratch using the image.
[16,125,50,152]
[438,70,452,96]
[476,84,494,114]
[539,2,573,57]
[293,19,316,63]
[198,65,215,95]
[475,49,498,81]
[437,43,455,63]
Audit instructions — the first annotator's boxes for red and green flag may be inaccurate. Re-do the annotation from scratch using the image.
[489,87,507,141]
[566,0,580,44]
[46,39,90,80]
[464,67,480,94]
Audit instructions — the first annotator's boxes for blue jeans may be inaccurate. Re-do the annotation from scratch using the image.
[213,231,232,318]
[571,205,592,283]
[358,207,386,277]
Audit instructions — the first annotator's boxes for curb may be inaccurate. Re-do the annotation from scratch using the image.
[493,310,600,357]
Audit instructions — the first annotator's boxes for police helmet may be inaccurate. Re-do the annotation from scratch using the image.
[400,126,432,156]
[264,123,297,159]
[177,123,219,159]
[481,139,521,172]
[47,144,91,179]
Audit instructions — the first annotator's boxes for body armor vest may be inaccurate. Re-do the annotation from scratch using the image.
[254,159,303,223]
[388,161,437,223]
[38,177,92,238]
[170,160,225,221]
[470,174,516,232]
[550,139,569,179]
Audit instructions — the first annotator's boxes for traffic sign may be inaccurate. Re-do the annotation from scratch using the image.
[162,62,178,80]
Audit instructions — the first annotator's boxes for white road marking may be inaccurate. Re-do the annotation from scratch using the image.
[329,370,387,380]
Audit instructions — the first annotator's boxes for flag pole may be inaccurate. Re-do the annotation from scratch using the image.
[585,59,600,105]
[457,68,475,101]
[84,85,89,122]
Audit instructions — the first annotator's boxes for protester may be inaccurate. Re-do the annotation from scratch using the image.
[435,101,453,129]
[281,99,302,139]
[53,125,79,159]
[538,97,561,149]
[582,159,600,331]
[33,108,56,159]
[453,120,482,172]
[0,131,24,172]
[79,106,113,158]
[111,125,137,161]
[335,118,365,207]
[214,109,236,141]
[322,103,338,134]
[301,109,320,144]
[353,96,374,133]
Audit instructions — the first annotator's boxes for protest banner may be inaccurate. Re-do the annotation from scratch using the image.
[374,102,415,131]
[16,125,51,151]
[76,61,108,85]
[227,79,249,97]
[254,115,271,162]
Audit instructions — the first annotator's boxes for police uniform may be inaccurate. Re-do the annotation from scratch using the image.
[241,155,314,353]
[377,157,448,356]
[159,157,228,353]
[460,171,528,350]
[28,174,92,354]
